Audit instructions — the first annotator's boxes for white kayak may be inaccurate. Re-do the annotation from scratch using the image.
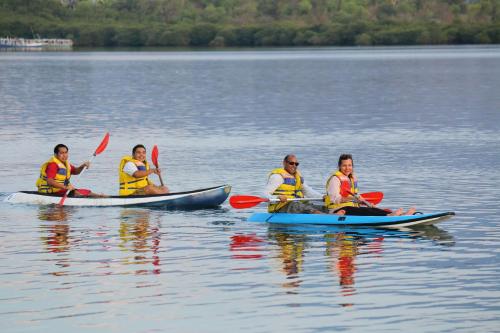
[4,185,231,209]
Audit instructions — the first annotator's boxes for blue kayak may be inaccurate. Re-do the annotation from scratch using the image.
[247,211,455,227]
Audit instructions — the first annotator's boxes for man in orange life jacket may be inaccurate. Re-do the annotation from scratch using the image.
[36,144,95,196]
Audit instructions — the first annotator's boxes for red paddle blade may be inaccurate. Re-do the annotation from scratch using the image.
[229,195,269,209]
[340,190,383,205]
[151,145,159,168]
[94,132,110,156]
[359,192,384,205]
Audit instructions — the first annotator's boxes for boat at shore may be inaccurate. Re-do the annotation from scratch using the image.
[0,37,73,49]
[247,211,455,228]
[4,185,231,209]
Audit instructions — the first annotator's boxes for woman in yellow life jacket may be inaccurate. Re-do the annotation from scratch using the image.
[325,154,416,216]
[119,144,169,196]
[36,144,93,196]
[263,154,328,214]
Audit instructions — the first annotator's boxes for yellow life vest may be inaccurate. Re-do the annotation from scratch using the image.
[36,156,71,193]
[119,156,150,196]
[325,171,359,210]
[268,168,304,213]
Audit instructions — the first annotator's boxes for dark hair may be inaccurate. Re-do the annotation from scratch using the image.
[283,154,294,162]
[338,154,353,168]
[54,144,68,155]
[132,144,146,154]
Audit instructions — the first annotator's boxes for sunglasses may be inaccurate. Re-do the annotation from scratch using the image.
[286,160,300,166]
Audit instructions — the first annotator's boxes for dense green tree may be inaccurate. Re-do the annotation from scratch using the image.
[0,0,498,46]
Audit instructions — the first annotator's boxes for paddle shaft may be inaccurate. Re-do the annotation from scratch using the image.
[230,195,324,209]
[157,173,165,187]
[348,191,375,208]
[155,163,164,187]
[76,154,95,179]
[272,197,323,203]
[230,191,381,210]
[59,155,94,205]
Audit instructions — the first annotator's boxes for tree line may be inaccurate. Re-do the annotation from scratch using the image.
[0,0,499,47]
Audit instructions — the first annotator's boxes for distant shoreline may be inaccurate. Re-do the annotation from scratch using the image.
[2,1,499,48]
[3,44,499,56]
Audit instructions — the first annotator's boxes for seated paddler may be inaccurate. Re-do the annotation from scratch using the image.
[325,153,415,216]
[36,144,95,197]
[119,144,169,196]
[263,154,326,214]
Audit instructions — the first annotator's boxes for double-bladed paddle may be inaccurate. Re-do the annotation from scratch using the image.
[58,132,110,206]
[229,195,324,209]
[229,191,384,209]
[151,145,164,186]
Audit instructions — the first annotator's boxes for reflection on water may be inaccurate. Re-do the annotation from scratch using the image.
[326,233,384,307]
[38,205,72,223]
[119,209,161,275]
[264,224,454,304]
[326,234,361,298]
[38,205,73,254]
[269,232,305,291]
[409,225,455,246]
[38,206,74,276]
[229,234,264,261]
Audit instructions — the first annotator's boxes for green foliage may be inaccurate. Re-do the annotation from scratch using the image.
[355,33,373,46]
[190,23,218,46]
[254,24,299,46]
[113,26,145,46]
[371,25,425,45]
[218,26,258,46]
[0,0,498,47]
[159,25,191,46]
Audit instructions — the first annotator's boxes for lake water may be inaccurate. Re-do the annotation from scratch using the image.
[0,46,499,332]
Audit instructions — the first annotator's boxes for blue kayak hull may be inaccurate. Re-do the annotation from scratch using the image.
[247,211,455,227]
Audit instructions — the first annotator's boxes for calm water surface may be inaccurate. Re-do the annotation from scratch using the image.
[1,46,499,332]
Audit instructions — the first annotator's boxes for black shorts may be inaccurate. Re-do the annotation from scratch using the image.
[334,206,389,216]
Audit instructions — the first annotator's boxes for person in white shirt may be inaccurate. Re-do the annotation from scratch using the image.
[119,144,169,196]
[263,154,332,214]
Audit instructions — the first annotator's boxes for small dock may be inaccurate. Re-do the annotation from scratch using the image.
[0,37,73,50]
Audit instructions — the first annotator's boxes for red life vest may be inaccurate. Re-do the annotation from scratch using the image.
[325,171,358,210]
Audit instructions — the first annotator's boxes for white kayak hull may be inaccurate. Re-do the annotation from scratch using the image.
[5,185,231,209]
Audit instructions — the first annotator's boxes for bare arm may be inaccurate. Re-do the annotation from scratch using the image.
[133,168,160,178]
[72,161,90,175]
